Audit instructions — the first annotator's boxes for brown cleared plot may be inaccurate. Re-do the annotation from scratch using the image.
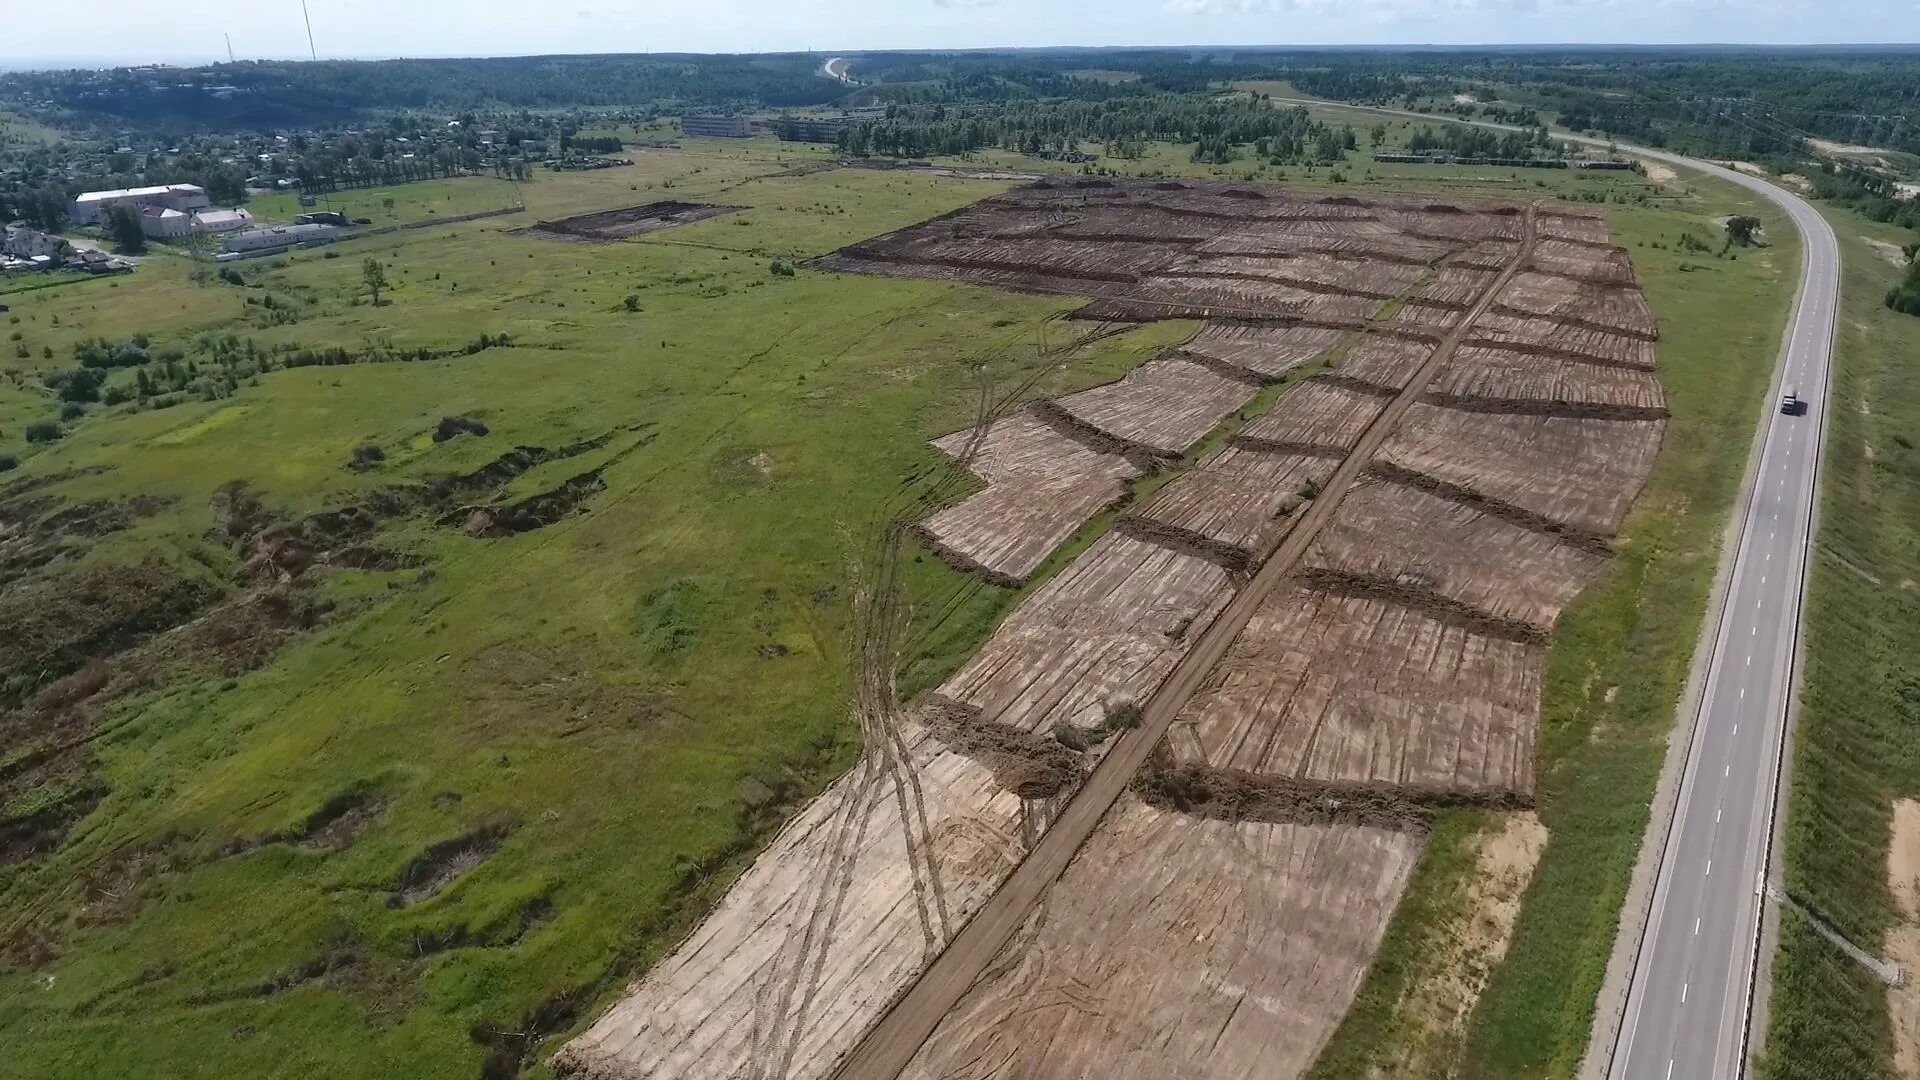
[1333,335,1436,392]
[1413,265,1502,311]
[1493,270,1659,341]
[1195,229,1455,266]
[935,533,1235,736]
[1169,584,1541,799]
[1128,445,1337,561]
[1528,238,1637,286]
[1384,208,1526,245]
[1448,238,1525,271]
[1465,311,1658,370]
[1378,402,1665,536]
[521,200,740,241]
[1236,378,1389,454]
[1046,355,1261,457]
[899,800,1423,1080]
[1309,475,1610,629]
[1178,322,1348,379]
[1535,210,1614,246]
[556,724,1031,1080]
[1429,343,1667,413]
[1159,252,1429,302]
[919,413,1142,585]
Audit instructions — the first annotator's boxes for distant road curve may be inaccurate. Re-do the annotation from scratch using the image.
[822,57,854,85]
[1270,91,1843,1080]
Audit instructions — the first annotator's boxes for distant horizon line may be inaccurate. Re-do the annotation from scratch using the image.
[5,40,1920,74]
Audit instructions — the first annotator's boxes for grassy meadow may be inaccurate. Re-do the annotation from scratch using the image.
[0,148,1188,1079]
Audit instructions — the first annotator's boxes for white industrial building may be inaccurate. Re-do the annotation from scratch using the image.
[70,183,211,225]
[138,205,254,239]
[217,222,342,259]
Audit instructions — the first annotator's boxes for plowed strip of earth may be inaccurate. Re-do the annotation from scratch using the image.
[828,203,1541,1080]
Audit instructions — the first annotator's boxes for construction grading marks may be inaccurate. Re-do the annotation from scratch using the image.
[563,181,1659,1080]
[898,798,1423,1080]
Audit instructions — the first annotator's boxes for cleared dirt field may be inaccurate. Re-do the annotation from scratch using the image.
[1042,355,1261,458]
[1177,322,1348,379]
[1428,343,1668,414]
[933,533,1236,737]
[1126,445,1336,562]
[1465,311,1658,370]
[919,413,1141,585]
[1493,270,1660,341]
[1312,475,1610,630]
[522,199,741,240]
[1334,334,1436,392]
[1378,403,1666,537]
[1169,583,1543,799]
[1236,379,1390,453]
[898,799,1423,1080]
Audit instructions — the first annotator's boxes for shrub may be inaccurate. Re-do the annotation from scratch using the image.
[0,454,16,472]
[24,421,62,443]
[349,443,386,470]
[433,416,490,442]
[59,402,85,421]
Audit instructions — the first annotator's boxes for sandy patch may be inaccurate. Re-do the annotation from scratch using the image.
[1640,160,1678,185]
[1866,237,1912,268]
[1453,93,1479,105]
[1782,173,1815,193]
[1726,160,1767,177]
[1371,812,1549,1078]
[1811,137,1893,157]
[1887,799,1920,1078]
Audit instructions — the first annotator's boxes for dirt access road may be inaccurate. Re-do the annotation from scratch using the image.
[829,204,1543,1080]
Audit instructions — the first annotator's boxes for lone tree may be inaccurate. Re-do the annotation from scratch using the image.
[1725,215,1762,247]
[362,257,389,306]
[105,204,147,254]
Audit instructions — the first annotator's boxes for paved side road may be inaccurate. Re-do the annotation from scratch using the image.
[1273,95,1843,1078]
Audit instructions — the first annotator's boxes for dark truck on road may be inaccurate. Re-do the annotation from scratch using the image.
[1781,391,1807,416]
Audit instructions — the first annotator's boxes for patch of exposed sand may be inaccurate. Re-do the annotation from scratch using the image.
[1781,173,1814,193]
[1887,799,1920,1078]
[1866,237,1912,268]
[1726,160,1767,177]
[1640,160,1678,185]
[1370,812,1549,1079]
[1811,137,1894,157]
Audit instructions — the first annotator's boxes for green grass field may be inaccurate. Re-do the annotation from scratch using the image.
[1760,211,1920,1080]
[1310,175,1802,1078]
[0,151,1192,1079]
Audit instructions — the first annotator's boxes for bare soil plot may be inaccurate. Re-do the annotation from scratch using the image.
[1309,474,1610,630]
[1237,379,1390,454]
[1465,311,1658,370]
[1493,270,1660,341]
[1413,265,1503,312]
[1127,445,1337,562]
[1169,583,1542,799]
[935,533,1236,736]
[1333,335,1435,392]
[556,724,1035,1080]
[1177,322,1348,379]
[1886,798,1920,1078]
[1044,355,1262,458]
[1428,343,1668,415]
[1535,211,1615,247]
[1196,228,1455,266]
[1378,403,1666,537]
[919,413,1142,585]
[1159,252,1429,302]
[1388,299,1468,333]
[899,799,1423,1080]
[521,200,741,241]
[1528,238,1637,286]
[1448,238,1525,271]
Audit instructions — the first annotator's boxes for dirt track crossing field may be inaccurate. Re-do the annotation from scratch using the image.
[559,179,1668,1080]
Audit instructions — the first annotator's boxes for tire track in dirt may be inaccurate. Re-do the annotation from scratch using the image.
[827,203,1542,1080]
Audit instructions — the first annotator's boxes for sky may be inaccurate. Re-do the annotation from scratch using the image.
[10,0,1911,69]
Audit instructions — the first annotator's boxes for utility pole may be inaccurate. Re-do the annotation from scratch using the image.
[301,0,318,61]
[225,33,235,63]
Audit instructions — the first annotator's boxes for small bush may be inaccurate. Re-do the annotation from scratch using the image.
[24,421,62,443]
[348,443,386,470]
[59,402,85,421]
[0,454,16,472]
[434,416,490,442]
